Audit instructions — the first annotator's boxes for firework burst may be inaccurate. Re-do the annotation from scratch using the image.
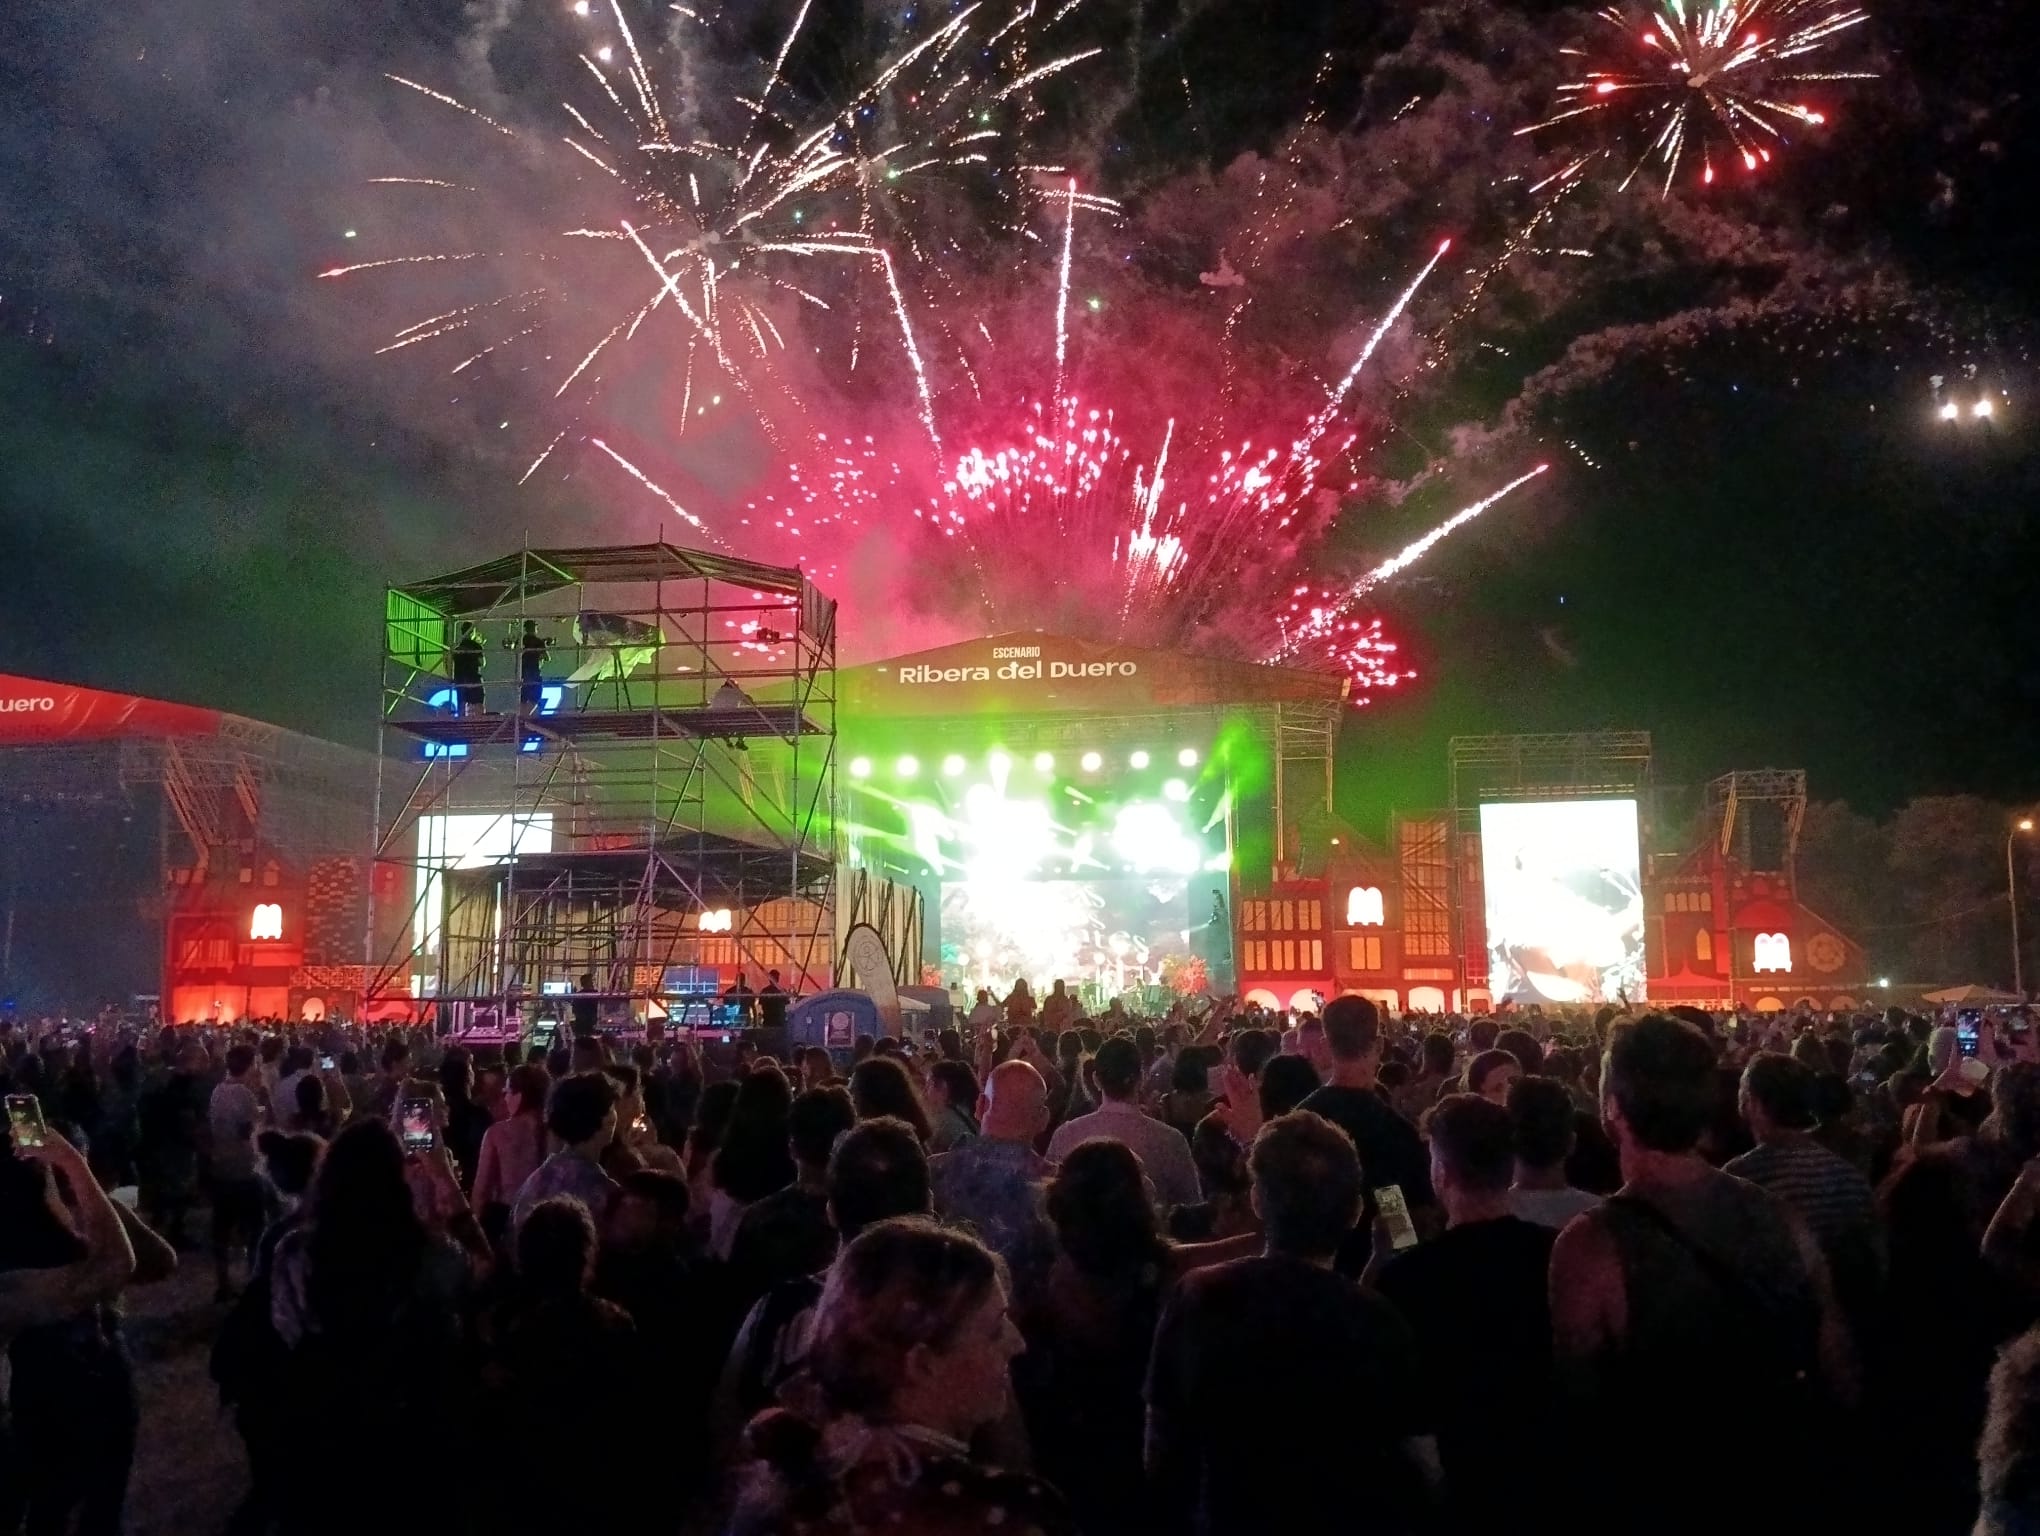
[1518,0,1873,194]
[739,230,1550,703]
[325,0,1101,475]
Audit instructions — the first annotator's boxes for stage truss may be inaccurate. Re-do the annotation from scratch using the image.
[370,543,839,1016]
[1445,732,1657,999]
[1707,769,1807,878]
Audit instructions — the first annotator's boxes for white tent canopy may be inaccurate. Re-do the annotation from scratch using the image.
[1920,984,2024,1006]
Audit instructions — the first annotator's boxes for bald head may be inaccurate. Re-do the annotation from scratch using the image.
[981,1060,1050,1142]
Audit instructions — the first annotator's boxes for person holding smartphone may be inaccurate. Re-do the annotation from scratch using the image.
[1371,1095,1559,1531]
[3,1104,177,1536]
[1146,1112,1439,1536]
[0,1117,138,1340]
[1294,997,1437,1273]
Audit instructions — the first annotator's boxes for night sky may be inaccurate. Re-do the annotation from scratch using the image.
[2,0,2035,824]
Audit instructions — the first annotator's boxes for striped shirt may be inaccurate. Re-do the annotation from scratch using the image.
[1724,1136,1876,1261]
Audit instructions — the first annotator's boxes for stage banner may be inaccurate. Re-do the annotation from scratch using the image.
[0,675,222,743]
[841,632,1347,718]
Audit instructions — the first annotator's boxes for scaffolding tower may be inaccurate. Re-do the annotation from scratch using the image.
[369,543,838,1022]
[1445,732,1656,1000]
[1706,769,1807,878]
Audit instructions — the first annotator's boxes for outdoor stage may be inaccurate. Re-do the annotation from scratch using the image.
[838,632,1349,1009]
[0,673,378,1019]
[0,539,1878,1023]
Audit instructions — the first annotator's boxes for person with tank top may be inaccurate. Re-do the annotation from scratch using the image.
[1550,1015,1857,1536]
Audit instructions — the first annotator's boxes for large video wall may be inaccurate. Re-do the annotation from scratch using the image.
[1479,798,1646,1006]
[844,745,1232,1001]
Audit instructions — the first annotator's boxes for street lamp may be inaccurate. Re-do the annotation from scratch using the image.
[2013,818,2035,999]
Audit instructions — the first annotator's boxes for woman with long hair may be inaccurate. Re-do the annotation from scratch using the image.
[1052,1031,1088,1126]
[685,1078,740,1241]
[732,1218,1067,1535]
[1015,1140,1187,1534]
[710,1066,797,1260]
[659,1038,706,1141]
[1003,978,1037,1025]
[926,1060,981,1154]
[267,1120,480,1534]
[602,1062,685,1177]
[1021,1137,1254,1531]
[848,1057,933,1145]
[799,1046,837,1092]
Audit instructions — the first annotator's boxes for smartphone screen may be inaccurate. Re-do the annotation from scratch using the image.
[1958,1010,1982,1058]
[5,1095,47,1150]
[1376,1183,1420,1251]
[318,1054,336,1071]
[397,1097,436,1154]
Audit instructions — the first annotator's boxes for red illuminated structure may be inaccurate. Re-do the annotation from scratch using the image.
[1234,743,1871,1015]
[1647,770,1868,1011]
[0,673,380,1020]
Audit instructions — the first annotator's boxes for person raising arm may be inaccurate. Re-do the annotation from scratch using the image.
[0,1130,137,1341]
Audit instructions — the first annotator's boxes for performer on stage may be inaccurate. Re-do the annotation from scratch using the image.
[451,623,486,716]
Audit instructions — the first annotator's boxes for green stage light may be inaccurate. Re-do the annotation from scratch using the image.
[1177,747,1199,768]
[1129,750,1151,769]
[942,754,967,777]
[1163,778,1190,802]
[988,750,1012,775]
[895,755,920,778]
[1033,751,1055,773]
[1080,751,1103,772]
[849,756,872,779]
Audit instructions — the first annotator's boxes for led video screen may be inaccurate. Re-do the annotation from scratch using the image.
[940,873,1229,1000]
[1479,799,1646,1006]
[840,747,1230,998]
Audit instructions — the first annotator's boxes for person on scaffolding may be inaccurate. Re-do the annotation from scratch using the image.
[709,676,753,751]
[451,622,486,717]
[513,619,552,714]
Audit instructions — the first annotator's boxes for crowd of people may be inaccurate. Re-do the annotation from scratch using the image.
[5,993,2040,1533]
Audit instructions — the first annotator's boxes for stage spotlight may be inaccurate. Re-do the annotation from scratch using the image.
[1080,751,1103,772]
[1129,750,1151,769]
[849,756,872,779]
[1033,751,1055,773]
[1163,778,1190,802]
[942,754,967,777]
[1177,747,1199,768]
[988,750,1012,775]
[895,755,920,778]
[1940,401,1960,422]
[1976,398,1996,419]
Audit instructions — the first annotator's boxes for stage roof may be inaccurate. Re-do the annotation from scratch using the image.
[393,542,815,615]
[0,673,377,856]
[0,672,228,745]
[840,632,1348,719]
